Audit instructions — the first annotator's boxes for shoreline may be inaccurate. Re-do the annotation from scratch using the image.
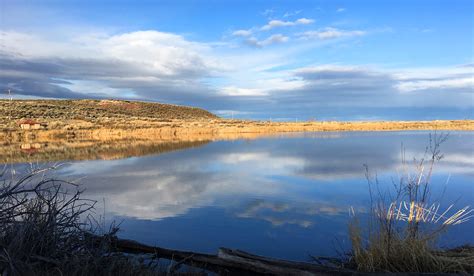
[1,119,473,164]
[2,119,473,143]
[1,100,473,143]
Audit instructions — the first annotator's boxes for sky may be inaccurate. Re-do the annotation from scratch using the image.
[0,0,473,120]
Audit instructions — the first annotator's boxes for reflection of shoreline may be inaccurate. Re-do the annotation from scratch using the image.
[0,140,211,164]
[2,121,473,164]
[0,131,350,164]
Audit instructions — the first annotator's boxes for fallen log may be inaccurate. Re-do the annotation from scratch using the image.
[101,235,354,275]
[217,248,352,275]
[90,234,463,275]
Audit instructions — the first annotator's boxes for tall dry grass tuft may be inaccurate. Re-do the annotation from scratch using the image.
[349,133,473,273]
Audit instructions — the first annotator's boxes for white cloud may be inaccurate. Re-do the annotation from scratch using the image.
[1,30,223,77]
[220,86,267,96]
[244,34,289,48]
[295,18,314,24]
[232,17,313,48]
[1,28,472,118]
[396,78,474,92]
[219,152,305,172]
[336,8,346,12]
[392,66,474,92]
[232,29,252,37]
[261,20,294,30]
[299,27,366,40]
[262,34,289,45]
[261,17,314,31]
[57,80,137,98]
[280,64,474,109]
[0,30,233,100]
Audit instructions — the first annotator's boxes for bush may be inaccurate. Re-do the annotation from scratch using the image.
[0,165,180,275]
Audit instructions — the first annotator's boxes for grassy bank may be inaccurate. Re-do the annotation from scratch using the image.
[1,100,473,135]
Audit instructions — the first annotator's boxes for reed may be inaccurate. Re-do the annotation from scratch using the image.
[348,133,473,273]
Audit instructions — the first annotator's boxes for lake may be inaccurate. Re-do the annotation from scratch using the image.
[4,131,474,261]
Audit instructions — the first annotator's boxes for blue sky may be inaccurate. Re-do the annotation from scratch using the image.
[1,0,473,120]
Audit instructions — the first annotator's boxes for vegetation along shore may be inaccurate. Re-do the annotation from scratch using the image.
[1,100,473,145]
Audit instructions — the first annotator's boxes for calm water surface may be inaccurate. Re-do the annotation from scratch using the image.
[9,131,474,261]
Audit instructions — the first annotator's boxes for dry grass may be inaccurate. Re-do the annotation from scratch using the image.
[0,165,204,275]
[349,219,473,273]
[0,99,218,129]
[348,133,473,273]
[1,100,473,134]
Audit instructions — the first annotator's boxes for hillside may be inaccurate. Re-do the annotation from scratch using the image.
[0,99,218,128]
[1,99,473,137]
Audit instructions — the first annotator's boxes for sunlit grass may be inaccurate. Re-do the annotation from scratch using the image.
[383,201,472,225]
[348,133,473,273]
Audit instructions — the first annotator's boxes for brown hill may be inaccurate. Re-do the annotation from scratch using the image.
[0,99,218,128]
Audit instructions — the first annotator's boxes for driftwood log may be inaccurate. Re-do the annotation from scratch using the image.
[104,236,347,275]
[92,235,462,275]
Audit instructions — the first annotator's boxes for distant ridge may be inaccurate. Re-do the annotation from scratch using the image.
[0,99,218,121]
[1,99,473,137]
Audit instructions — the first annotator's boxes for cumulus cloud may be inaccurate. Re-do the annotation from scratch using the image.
[232,29,253,37]
[396,78,473,92]
[232,17,313,48]
[0,30,230,106]
[295,18,314,24]
[280,65,474,108]
[392,66,474,93]
[277,65,398,108]
[244,34,289,48]
[0,28,472,120]
[220,86,268,96]
[261,18,314,31]
[299,27,366,40]
[215,64,473,119]
[261,20,294,30]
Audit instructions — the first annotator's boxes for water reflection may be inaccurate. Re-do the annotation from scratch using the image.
[236,199,352,228]
[3,131,473,260]
[0,140,211,164]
